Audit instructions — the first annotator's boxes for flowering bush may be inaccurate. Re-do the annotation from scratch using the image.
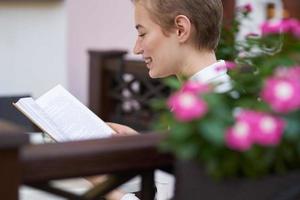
[153,5,300,179]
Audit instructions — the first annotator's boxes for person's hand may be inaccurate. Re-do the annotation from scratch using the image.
[107,122,138,136]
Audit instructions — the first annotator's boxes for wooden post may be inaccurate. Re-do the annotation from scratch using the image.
[141,170,156,200]
[282,0,300,19]
[0,132,29,200]
[222,0,235,26]
[88,50,127,120]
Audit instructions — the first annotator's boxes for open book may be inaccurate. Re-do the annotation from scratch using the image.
[13,85,114,142]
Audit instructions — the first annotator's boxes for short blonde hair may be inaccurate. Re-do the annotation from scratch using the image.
[132,0,223,50]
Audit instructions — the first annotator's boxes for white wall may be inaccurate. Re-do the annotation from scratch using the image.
[0,1,67,98]
[67,0,137,105]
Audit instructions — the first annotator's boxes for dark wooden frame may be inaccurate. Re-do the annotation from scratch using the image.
[283,0,300,19]
[88,50,150,120]
[0,132,173,200]
[88,50,165,131]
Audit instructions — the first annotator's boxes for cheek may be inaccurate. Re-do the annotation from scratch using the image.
[143,34,164,54]
[160,45,181,73]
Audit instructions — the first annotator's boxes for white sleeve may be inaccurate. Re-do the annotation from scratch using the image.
[120,193,140,200]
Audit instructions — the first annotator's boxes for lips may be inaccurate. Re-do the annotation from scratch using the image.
[143,57,152,65]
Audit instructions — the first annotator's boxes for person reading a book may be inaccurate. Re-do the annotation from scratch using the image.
[104,0,228,199]
[109,0,228,135]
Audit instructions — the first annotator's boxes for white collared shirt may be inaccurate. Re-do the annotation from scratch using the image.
[189,60,231,93]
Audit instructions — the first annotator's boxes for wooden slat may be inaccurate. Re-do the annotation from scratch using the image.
[0,132,29,149]
[83,173,136,200]
[0,132,29,200]
[141,170,156,200]
[21,133,173,183]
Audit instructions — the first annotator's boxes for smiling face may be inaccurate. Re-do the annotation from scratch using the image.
[133,3,182,78]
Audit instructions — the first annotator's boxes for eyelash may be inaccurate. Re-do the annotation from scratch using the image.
[138,33,146,37]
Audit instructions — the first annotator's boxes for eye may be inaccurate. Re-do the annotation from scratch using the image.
[138,33,146,37]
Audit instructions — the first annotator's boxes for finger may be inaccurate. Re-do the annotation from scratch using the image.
[106,122,138,135]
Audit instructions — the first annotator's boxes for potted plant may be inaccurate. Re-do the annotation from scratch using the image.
[153,4,300,200]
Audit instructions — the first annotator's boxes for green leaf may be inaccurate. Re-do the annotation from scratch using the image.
[283,113,300,141]
[169,122,193,141]
[176,143,199,160]
[150,98,166,110]
[162,77,181,90]
[197,118,226,146]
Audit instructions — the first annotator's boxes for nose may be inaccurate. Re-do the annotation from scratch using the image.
[133,38,143,55]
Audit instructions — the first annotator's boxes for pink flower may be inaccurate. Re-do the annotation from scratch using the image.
[235,109,258,124]
[181,81,211,94]
[215,61,236,71]
[261,21,282,35]
[168,91,208,122]
[225,110,285,151]
[225,61,237,70]
[288,66,300,79]
[243,3,253,13]
[281,19,298,32]
[261,77,300,113]
[225,110,256,151]
[281,19,300,37]
[225,121,253,152]
[275,66,300,80]
[293,25,300,38]
[261,19,300,37]
[238,3,253,14]
[253,114,285,146]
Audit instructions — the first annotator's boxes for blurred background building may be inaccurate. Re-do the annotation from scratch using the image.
[2,0,296,105]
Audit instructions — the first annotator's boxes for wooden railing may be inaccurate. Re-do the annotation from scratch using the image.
[0,132,173,200]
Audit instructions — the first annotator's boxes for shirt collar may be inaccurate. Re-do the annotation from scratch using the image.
[189,60,227,83]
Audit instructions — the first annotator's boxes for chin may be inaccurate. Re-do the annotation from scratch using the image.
[149,71,169,79]
[149,72,158,79]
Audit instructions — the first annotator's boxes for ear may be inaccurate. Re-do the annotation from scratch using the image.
[174,15,192,43]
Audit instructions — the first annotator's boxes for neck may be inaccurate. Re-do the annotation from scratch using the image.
[176,48,217,80]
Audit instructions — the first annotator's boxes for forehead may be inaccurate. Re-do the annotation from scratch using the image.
[134,3,155,28]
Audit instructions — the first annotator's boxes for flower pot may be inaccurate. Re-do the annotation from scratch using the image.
[174,160,300,200]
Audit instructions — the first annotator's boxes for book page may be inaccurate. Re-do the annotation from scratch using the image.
[13,98,67,141]
[36,85,114,141]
